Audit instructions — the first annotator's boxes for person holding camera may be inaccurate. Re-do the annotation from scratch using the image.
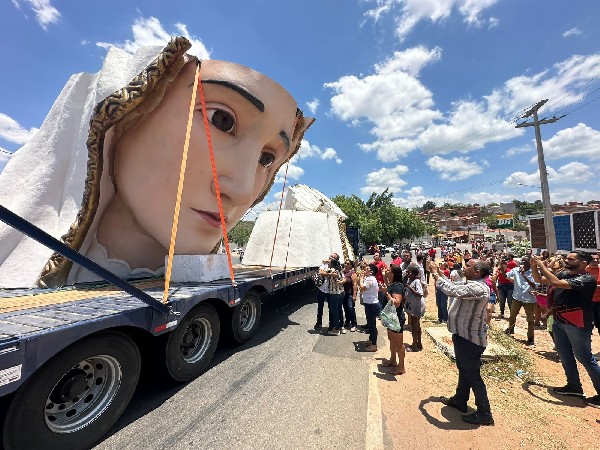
[531,252,600,408]
[314,253,339,330]
[430,258,494,426]
[496,253,517,320]
[504,256,537,346]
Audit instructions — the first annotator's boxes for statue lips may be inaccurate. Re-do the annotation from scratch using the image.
[191,208,227,228]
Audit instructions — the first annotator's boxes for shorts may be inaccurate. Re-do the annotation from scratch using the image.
[488,293,497,305]
[536,294,547,307]
[388,323,405,333]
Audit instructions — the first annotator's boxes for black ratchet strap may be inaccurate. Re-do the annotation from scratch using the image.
[0,205,171,315]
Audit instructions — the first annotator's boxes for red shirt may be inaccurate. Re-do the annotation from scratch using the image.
[497,259,517,284]
[586,266,600,302]
[375,260,387,284]
[392,257,402,266]
[443,269,450,278]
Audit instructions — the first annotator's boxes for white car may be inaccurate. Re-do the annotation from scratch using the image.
[410,242,419,250]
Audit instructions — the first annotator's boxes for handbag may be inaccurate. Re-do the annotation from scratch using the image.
[380,301,402,332]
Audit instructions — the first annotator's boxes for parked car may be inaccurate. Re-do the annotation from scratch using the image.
[410,242,419,250]
[441,239,456,247]
[385,246,395,254]
[420,241,432,249]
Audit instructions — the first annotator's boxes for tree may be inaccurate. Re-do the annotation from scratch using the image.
[333,190,431,244]
[421,200,436,211]
[227,221,255,247]
[483,215,498,229]
[331,194,367,228]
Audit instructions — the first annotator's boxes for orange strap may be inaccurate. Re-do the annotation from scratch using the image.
[197,65,236,286]
[162,63,200,303]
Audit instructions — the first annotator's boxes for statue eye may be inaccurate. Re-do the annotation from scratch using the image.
[207,108,236,133]
[258,152,276,168]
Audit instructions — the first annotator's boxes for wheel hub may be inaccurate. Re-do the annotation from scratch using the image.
[44,356,122,434]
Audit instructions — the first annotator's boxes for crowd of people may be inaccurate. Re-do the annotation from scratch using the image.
[312,243,600,426]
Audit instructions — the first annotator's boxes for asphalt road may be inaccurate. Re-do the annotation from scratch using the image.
[94,282,381,450]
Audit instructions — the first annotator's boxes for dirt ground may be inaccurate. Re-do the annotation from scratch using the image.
[375,277,600,450]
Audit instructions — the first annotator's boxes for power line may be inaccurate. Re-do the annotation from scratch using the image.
[538,74,600,115]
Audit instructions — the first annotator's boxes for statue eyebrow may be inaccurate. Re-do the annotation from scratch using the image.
[280,130,290,152]
[193,79,265,112]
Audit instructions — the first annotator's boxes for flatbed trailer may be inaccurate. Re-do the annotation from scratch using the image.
[0,264,317,450]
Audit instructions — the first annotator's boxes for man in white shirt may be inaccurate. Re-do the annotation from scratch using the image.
[430,258,494,426]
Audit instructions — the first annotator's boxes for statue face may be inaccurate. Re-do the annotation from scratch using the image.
[113,60,299,254]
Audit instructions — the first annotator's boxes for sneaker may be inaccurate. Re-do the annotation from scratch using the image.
[314,322,322,330]
[462,411,494,426]
[364,344,378,352]
[585,395,600,409]
[552,384,584,397]
[350,326,357,332]
[504,327,514,335]
[328,329,340,336]
[525,339,535,347]
[360,324,369,329]
[440,396,467,413]
[340,328,347,334]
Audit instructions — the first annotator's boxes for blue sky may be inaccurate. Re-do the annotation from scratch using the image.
[1,0,600,218]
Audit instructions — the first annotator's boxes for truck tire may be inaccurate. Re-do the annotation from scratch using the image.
[3,331,140,450]
[161,303,220,382]
[229,290,262,344]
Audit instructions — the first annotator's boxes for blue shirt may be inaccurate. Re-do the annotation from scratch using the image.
[507,267,536,303]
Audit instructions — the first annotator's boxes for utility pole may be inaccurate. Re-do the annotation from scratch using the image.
[516,99,561,254]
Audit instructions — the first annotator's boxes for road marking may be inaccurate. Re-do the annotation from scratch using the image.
[366,358,384,450]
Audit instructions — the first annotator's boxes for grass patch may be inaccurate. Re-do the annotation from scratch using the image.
[481,324,538,383]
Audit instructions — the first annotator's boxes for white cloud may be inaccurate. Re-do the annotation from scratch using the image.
[504,161,594,187]
[488,17,499,28]
[503,144,534,158]
[274,155,304,183]
[360,165,409,195]
[96,16,210,59]
[563,27,582,38]
[0,113,39,145]
[327,50,600,163]
[541,123,600,161]
[296,139,342,163]
[426,155,484,180]
[81,39,89,46]
[325,46,442,161]
[12,0,60,30]
[364,0,500,41]
[306,98,320,114]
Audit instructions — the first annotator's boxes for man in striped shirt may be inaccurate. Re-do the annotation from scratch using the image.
[429,258,494,426]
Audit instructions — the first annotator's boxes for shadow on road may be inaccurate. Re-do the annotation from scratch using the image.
[520,381,586,408]
[100,281,317,442]
[418,396,478,430]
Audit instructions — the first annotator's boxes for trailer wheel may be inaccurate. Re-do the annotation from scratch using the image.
[230,290,262,344]
[162,304,220,382]
[3,331,140,450]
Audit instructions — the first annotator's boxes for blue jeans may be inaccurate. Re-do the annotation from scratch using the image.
[342,291,357,326]
[552,321,600,395]
[328,294,343,330]
[316,290,329,326]
[497,283,514,316]
[452,334,491,414]
[435,288,448,322]
[364,303,381,345]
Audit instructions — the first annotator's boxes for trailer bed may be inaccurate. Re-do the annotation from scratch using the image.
[0,265,316,396]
